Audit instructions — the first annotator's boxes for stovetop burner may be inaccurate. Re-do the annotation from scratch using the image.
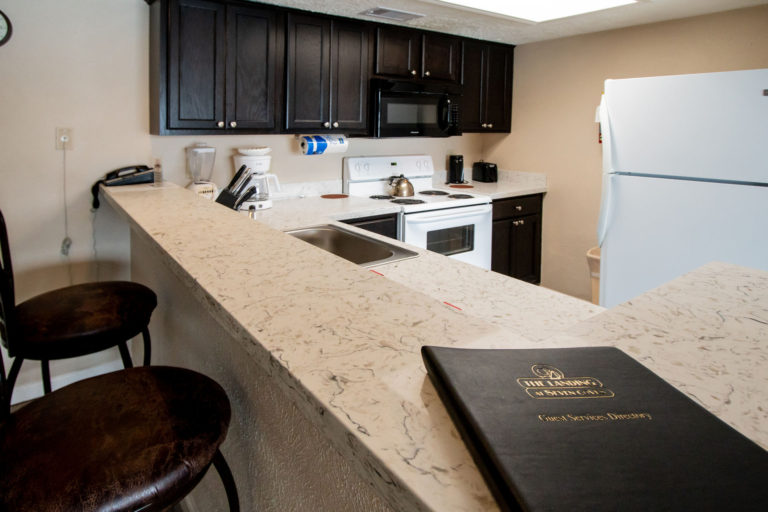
[419,190,449,196]
[448,193,474,199]
[391,198,426,205]
[370,194,394,200]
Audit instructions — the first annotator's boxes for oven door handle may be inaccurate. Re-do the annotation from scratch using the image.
[405,205,491,223]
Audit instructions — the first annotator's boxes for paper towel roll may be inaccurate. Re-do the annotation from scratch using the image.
[300,135,349,155]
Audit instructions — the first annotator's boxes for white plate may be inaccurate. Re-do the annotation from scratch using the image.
[238,147,271,156]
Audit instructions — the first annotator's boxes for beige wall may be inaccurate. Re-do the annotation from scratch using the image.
[486,5,768,300]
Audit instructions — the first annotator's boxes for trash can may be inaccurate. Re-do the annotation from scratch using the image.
[586,247,601,305]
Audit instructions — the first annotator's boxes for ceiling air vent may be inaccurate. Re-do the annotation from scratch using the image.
[361,7,425,22]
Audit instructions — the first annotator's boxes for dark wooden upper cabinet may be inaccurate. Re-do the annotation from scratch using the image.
[285,14,369,133]
[331,21,370,131]
[152,0,282,134]
[461,40,514,132]
[375,26,460,83]
[285,13,331,131]
[374,26,420,78]
[225,4,280,130]
[421,33,460,82]
[167,0,226,130]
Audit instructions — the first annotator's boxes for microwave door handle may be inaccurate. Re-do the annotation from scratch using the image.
[406,205,490,223]
[437,96,450,131]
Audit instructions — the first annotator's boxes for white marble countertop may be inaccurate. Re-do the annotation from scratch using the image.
[102,183,767,511]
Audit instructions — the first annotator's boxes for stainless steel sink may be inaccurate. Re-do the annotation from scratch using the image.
[286,224,418,267]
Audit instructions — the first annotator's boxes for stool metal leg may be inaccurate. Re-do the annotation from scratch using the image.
[141,327,152,366]
[212,449,240,512]
[117,342,134,369]
[2,357,23,418]
[41,360,52,394]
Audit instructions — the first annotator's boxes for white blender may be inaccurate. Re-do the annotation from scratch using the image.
[185,142,218,199]
[233,147,280,210]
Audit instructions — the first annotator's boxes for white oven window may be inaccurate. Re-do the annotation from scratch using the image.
[426,225,474,256]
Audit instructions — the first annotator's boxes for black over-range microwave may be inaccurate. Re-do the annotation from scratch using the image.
[371,79,462,138]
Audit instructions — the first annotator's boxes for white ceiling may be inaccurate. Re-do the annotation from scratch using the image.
[251,0,768,45]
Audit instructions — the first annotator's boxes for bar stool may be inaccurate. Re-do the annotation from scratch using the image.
[0,365,240,511]
[0,209,156,410]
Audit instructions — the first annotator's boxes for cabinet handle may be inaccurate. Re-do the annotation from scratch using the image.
[332,121,339,128]
[229,121,237,128]
[515,205,523,211]
[410,69,417,76]
[323,121,330,128]
[424,70,431,77]
[217,121,224,128]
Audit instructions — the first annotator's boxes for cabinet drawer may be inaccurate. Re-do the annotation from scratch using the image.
[492,194,542,220]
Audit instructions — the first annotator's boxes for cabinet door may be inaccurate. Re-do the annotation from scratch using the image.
[421,33,460,82]
[331,20,370,133]
[167,0,226,130]
[375,26,420,78]
[483,45,513,132]
[285,13,331,131]
[460,40,486,131]
[509,213,541,284]
[225,4,280,130]
[341,214,397,240]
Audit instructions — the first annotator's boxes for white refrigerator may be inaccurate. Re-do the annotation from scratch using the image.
[597,69,768,307]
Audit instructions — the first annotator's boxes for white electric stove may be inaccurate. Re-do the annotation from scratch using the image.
[343,155,492,269]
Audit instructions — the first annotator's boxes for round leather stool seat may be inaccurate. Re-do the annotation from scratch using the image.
[12,281,157,360]
[0,366,232,511]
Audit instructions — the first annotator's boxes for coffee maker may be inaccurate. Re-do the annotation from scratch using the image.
[233,147,281,210]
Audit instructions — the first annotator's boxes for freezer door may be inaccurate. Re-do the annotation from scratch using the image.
[604,69,768,183]
[599,175,768,307]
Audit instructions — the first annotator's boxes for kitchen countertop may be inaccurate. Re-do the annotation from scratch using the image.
[102,182,767,511]
[433,169,548,199]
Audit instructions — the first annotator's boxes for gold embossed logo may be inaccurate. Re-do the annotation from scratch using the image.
[516,364,615,399]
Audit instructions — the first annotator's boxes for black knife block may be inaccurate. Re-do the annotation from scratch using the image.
[215,190,239,210]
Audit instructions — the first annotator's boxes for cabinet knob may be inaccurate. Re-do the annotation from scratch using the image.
[488,123,494,129]
[515,205,523,211]
[332,121,339,128]
[217,121,225,128]
[481,123,487,128]
[323,121,330,128]
[410,69,417,76]
[230,121,237,128]
[424,70,431,77]
[519,219,525,226]
[513,220,519,226]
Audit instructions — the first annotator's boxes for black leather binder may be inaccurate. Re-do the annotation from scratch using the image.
[421,345,768,512]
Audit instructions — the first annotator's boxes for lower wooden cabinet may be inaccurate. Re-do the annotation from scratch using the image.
[340,214,398,240]
[491,194,542,284]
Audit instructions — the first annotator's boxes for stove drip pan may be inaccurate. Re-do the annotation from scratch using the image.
[391,198,426,205]
[419,190,449,196]
[448,194,474,199]
[370,195,394,200]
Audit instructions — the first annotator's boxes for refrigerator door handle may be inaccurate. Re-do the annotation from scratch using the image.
[597,173,614,246]
[597,93,614,246]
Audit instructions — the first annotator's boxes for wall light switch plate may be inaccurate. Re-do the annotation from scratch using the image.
[56,127,73,150]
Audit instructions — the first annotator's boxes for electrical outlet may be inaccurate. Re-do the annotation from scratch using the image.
[56,127,73,150]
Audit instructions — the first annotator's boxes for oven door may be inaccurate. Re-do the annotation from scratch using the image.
[401,204,492,269]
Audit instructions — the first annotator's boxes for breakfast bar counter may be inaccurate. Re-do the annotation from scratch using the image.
[102,183,767,511]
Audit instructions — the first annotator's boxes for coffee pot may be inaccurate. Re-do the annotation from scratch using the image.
[240,173,281,210]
